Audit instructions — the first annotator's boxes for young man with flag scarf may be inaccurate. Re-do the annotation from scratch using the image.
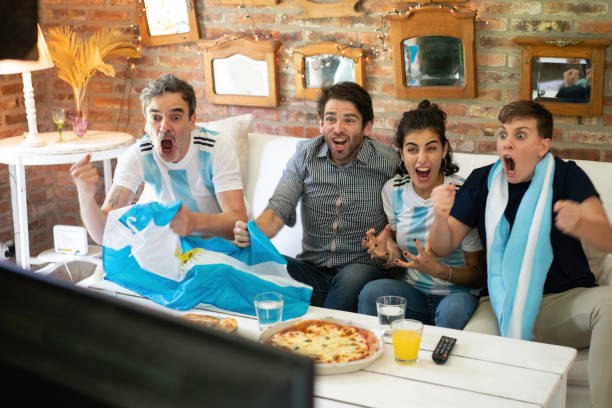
[429,100,612,408]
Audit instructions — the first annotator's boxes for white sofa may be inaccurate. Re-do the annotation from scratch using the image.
[245,132,612,408]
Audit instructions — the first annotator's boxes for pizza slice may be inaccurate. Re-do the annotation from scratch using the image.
[182,313,238,333]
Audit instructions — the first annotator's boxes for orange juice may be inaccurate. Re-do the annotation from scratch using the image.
[392,329,422,364]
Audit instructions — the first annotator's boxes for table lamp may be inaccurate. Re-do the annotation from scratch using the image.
[0,25,54,147]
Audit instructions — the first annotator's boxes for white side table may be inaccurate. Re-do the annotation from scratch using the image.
[0,130,135,269]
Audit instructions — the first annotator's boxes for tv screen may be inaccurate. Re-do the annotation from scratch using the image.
[0,261,314,407]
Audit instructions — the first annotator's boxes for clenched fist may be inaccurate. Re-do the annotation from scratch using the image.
[431,184,456,219]
[170,205,196,236]
[70,154,99,198]
[233,220,251,247]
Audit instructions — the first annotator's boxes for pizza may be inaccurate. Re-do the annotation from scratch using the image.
[264,319,379,364]
[182,313,237,333]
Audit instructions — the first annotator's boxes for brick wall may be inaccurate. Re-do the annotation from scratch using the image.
[0,0,611,255]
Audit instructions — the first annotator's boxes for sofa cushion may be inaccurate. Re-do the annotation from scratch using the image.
[196,113,254,187]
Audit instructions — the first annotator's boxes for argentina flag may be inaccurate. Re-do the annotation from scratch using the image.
[102,201,312,319]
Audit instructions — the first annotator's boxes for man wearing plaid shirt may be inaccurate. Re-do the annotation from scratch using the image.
[234,82,400,311]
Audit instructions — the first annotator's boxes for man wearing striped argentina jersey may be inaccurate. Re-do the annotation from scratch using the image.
[71,74,247,244]
[234,82,400,312]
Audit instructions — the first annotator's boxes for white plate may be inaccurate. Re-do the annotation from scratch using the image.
[257,313,384,375]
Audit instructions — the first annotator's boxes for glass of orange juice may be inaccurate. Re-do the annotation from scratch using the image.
[391,319,423,365]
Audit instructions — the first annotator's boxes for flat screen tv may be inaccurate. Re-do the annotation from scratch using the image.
[0,261,314,407]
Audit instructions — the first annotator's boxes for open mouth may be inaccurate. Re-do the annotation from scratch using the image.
[504,155,515,171]
[503,155,517,179]
[415,167,431,179]
[330,135,348,154]
[332,136,347,147]
[160,137,174,154]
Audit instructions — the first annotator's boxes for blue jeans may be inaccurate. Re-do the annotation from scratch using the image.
[357,278,478,329]
[285,256,385,312]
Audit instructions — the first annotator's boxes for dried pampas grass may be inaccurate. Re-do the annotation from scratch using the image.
[46,26,140,113]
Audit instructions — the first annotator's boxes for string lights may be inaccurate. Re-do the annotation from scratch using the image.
[284,2,483,73]
[199,4,274,56]
[132,1,485,78]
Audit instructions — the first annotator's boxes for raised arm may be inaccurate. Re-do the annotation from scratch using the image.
[429,184,472,257]
[71,154,133,245]
[554,196,612,253]
[170,189,248,240]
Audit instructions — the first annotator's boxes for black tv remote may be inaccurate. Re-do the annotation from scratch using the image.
[432,335,456,364]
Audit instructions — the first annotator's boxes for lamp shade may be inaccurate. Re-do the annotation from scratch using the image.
[0,25,54,75]
[0,24,54,147]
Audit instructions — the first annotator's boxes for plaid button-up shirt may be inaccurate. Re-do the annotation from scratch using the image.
[267,136,400,269]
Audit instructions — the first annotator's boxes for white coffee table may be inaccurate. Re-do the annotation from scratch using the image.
[85,279,576,408]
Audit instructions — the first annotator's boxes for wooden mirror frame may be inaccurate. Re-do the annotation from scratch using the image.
[391,0,468,2]
[297,0,364,19]
[514,37,611,117]
[199,36,281,107]
[136,0,199,46]
[293,42,365,100]
[387,6,476,99]
[218,0,277,4]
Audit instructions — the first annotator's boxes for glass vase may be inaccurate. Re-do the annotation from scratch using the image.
[72,111,87,138]
[72,87,88,138]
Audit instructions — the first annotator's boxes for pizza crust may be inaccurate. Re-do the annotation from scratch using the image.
[182,313,237,333]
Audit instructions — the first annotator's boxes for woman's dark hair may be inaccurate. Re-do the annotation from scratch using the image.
[395,99,458,176]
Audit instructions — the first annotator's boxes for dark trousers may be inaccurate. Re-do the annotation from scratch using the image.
[284,256,385,312]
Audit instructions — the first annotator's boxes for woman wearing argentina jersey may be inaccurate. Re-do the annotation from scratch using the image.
[358,100,485,329]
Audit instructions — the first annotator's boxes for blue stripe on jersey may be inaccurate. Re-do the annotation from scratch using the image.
[142,153,162,196]
[198,150,221,212]
[168,169,199,212]
[392,187,404,225]
[405,206,428,255]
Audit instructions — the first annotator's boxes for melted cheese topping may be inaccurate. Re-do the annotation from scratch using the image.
[269,322,370,363]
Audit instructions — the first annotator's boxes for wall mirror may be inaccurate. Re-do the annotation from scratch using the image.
[515,37,611,117]
[387,6,476,99]
[294,42,365,99]
[403,36,465,87]
[199,37,281,107]
[136,0,199,46]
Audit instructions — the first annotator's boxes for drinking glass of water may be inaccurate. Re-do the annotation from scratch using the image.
[376,295,407,337]
[254,292,284,330]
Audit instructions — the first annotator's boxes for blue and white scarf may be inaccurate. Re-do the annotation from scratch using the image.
[485,153,555,340]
